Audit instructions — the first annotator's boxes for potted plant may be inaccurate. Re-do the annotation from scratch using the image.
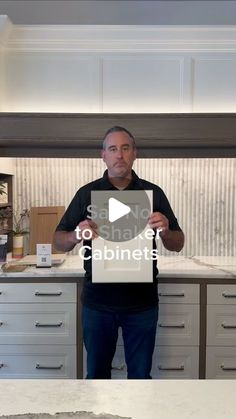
[12,208,30,258]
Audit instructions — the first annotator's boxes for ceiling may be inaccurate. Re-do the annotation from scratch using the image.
[0,1,236,25]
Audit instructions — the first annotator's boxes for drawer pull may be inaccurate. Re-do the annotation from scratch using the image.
[221,365,236,371]
[111,364,126,371]
[222,293,236,298]
[0,363,5,368]
[36,363,63,370]
[35,321,63,328]
[221,323,236,329]
[35,291,62,297]
[158,292,185,297]
[158,364,184,371]
[158,322,185,329]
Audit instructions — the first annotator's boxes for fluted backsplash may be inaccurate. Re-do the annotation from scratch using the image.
[14,158,235,256]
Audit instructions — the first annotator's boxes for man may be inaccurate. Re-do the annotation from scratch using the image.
[53,126,184,379]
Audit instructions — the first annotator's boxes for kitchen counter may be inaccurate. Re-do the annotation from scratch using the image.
[0,255,235,279]
[1,380,236,419]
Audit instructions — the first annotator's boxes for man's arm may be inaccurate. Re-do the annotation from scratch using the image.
[159,229,184,252]
[53,230,79,252]
[149,211,184,252]
[53,219,98,252]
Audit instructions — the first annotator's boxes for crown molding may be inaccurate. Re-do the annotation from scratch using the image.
[5,24,236,52]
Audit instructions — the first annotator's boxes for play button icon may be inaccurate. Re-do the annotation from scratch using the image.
[109,198,131,223]
[91,190,152,242]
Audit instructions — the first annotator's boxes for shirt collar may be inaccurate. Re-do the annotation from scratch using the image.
[100,169,144,190]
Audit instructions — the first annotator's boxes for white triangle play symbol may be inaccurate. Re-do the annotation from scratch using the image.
[108,197,131,223]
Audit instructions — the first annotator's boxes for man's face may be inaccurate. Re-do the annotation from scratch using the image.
[101,131,137,178]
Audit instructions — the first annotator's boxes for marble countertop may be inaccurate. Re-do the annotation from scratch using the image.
[0,255,235,279]
[1,380,236,419]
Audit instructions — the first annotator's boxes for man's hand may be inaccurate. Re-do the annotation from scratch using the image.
[78,219,98,240]
[148,212,169,233]
[53,219,98,253]
[148,211,184,252]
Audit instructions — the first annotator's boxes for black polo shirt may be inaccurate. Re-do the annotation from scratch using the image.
[56,170,182,312]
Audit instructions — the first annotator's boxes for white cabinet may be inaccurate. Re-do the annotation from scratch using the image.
[152,283,199,379]
[0,283,77,379]
[109,283,200,379]
[151,346,199,379]
[206,285,236,379]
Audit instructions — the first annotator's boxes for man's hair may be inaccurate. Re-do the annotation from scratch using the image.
[102,126,136,150]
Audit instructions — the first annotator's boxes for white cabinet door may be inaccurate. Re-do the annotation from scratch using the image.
[208,285,236,305]
[206,347,236,379]
[0,345,76,378]
[156,304,199,346]
[92,191,154,283]
[0,283,76,303]
[152,346,199,379]
[158,284,199,304]
[0,303,76,344]
[207,305,236,346]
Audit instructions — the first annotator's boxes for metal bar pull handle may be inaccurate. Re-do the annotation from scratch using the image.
[35,321,63,328]
[221,323,236,329]
[158,364,184,371]
[221,365,236,371]
[222,292,236,298]
[0,363,5,368]
[35,291,62,297]
[36,363,63,370]
[158,292,185,297]
[112,364,126,371]
[158,322,185,329]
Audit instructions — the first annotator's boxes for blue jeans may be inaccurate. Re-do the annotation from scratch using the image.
[82,305,158,379]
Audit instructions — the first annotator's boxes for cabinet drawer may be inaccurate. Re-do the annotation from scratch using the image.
[206,347,236,379]
[0,303,76,344]
[0,283,76,303]
[208,285,236,305]
[156,304,199,346]
[111,346,199,379]
[151,346,199,379]
[207,305,236,346]
[0,345,76,378]
[158,284,199,304]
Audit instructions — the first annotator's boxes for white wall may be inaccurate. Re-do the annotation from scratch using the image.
[0,22,236,112]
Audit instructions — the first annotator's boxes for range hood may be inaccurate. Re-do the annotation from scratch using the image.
[0,113,235,158]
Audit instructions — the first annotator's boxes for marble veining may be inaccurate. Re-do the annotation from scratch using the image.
[0,412,130,419]
[0,256,235,279]
[1,380,236,419]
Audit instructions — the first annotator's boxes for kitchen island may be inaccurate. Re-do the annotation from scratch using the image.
[1,379,236,419]
[0,256,235,379]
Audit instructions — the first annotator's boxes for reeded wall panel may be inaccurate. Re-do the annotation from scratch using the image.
[14,158,235,256]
